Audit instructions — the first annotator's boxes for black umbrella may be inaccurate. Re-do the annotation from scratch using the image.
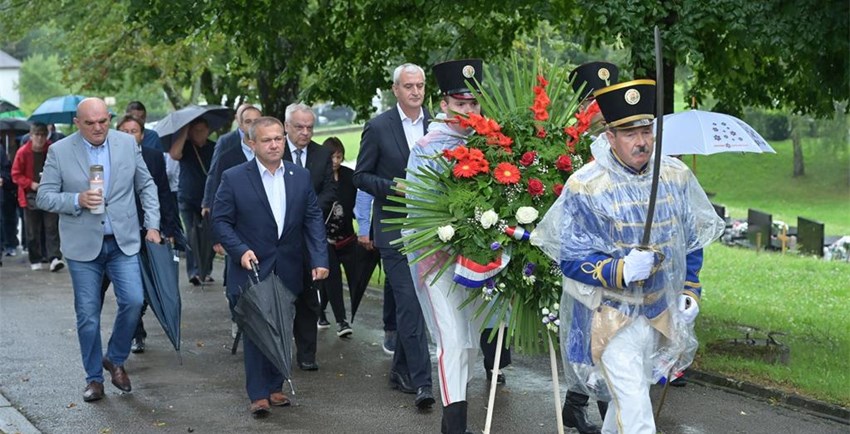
[138,240,182,359]
[153,105,233,151]
[187,214,215,287]
[349,244,381,323]
[233,261,297,383]
[0,118,30,134]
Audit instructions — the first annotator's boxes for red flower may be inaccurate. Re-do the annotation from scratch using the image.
[468,148,485,161]
[537,75,549,88]
[519,151,536,167]
[494,162,521,184]
[553,183,564,197]
[477,159,490,174]
[527,178,545,197]
[453,159,479,178]
[535,125,547,138]
[555,154,573,172]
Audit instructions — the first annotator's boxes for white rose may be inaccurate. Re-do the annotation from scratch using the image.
[436,225,455,242]
[479,209,499,229]
[515,206,539,224]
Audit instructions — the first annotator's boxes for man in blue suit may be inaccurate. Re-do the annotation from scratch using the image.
[212,116,329,417]
[353,63,434,410]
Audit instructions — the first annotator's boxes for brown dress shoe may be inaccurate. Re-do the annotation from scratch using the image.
[269,392,291,407]
[83,381,104,402]
[250,399,270,417]
[102,358,132,392]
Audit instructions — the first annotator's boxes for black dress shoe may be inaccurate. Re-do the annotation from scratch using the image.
[131,338,145,354]
[298,361,319,371]
[388,369,415,394]
[415,386,435,409]
[83,381,104,402]
[102,357,132,392]
[486,370,506,385]
[563,401,601,434]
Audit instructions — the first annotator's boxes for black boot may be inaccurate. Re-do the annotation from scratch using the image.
[441,401,474,434]
[563,391,601,434]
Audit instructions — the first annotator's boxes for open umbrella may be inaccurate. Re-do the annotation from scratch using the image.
[348,244,381,323]
[0,99,25,118]
[153,105,233,150]
[659,110,776,156]
[139,240,182,358]
[233,262,297,383]
[28,95,88,124]
[0,118,30,134]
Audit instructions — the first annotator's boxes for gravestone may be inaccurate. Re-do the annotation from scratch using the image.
[797,217,825,257]
[747,209,772,250]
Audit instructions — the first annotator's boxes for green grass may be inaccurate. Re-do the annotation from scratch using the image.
[697,243,850,406]
[691,137,850,234]
[314,127,365,164]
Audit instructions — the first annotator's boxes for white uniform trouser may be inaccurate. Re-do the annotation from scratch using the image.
[415,270,483,406]
[600,316,657,434]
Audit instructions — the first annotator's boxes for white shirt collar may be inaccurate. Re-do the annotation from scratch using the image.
[256,158,284,176]
[396,103,424,124]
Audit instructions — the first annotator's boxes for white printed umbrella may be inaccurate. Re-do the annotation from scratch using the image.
[658,110,776,156]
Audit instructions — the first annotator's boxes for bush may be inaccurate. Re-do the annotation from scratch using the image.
[743,109,790,141]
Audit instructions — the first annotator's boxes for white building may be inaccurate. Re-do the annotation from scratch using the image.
[0,50,22,106]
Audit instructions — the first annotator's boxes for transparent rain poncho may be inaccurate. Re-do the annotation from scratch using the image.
[532,134,725,400]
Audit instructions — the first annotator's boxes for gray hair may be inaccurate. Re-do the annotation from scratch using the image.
[284,103,315,124]
[392,63,425,85]
[248,116,284,140]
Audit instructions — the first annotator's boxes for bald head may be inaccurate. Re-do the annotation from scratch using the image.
[74,98,111,146]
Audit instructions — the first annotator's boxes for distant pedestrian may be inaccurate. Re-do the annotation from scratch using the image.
[36,97,161,403]
[11,122,64,271]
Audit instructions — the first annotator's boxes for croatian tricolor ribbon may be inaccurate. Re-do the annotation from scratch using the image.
[453,251,512,288]
[505,225,530,241]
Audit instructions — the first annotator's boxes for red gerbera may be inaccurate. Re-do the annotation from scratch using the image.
[453,159,479,178]
[494,162,521,184]
[535,125,547,138]
[527,178,545,197]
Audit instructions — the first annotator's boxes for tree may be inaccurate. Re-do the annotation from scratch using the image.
[128,0,559,119]
[16,53,73,114]
[569,0,849,176]
[572,0,848,116]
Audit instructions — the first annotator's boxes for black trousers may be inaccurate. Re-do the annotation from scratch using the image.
[24,208,61,263]
[293,267,320,364]
[319,241,355,323]
[480,328,512,371]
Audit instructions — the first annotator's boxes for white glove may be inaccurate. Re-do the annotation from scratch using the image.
[678,294,700,324]
[622,249,655,286]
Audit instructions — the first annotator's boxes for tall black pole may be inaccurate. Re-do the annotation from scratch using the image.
[641,26,665,247]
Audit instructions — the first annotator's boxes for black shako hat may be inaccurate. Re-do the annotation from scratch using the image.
[432,59,483,100]
[592,79,656,129]
[569,61,619,101]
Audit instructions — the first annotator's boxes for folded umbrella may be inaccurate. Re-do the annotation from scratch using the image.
[138,240,182,359]
[187,214,215,288]
[348,244,381,323]
[153,105,233,150]
[233,262,297,384]
[28,95,88,125]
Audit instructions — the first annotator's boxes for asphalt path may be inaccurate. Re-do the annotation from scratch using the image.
[0,256,846,433]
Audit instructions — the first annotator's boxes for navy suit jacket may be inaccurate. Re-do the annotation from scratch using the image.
[353,106,431,248]
[202,130,242,209]
[139,146,181,238]
[212,159,328,296]
[282,140,336,218]
[205,144,249,243]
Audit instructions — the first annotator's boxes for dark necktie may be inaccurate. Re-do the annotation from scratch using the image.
[294,149,304,167]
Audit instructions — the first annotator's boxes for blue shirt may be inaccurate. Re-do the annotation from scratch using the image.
[354,189,373,237]
[84,138,114,235]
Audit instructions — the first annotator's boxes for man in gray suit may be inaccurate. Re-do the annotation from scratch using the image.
[36,98,161,403]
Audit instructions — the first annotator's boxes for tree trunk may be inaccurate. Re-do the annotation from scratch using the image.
[791,119,805,177]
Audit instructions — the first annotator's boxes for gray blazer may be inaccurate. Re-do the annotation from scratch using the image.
[36,130,160,262]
